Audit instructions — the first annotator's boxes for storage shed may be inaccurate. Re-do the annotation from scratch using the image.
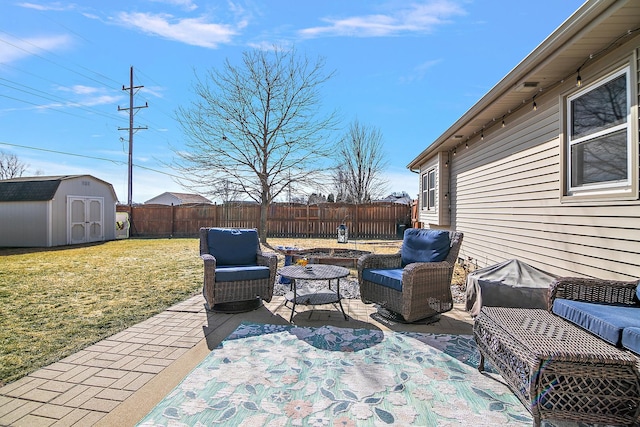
[0,175,118,247]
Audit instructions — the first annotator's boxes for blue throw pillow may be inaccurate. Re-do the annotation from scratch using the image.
[207,228,259,266]
[401,228,451,266]
[636,281,640,303]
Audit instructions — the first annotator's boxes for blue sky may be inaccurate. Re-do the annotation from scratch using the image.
[0,0,585,203]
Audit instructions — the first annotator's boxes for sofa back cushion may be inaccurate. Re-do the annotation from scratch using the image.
[401,229,450,266]
[207,228,259,266]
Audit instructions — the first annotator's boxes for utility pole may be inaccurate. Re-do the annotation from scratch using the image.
[118,66,148,206]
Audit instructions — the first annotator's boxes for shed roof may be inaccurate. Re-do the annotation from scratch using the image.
[0,175,116,202]
[407,0,640,169]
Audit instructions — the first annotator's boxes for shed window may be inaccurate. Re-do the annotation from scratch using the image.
[566,67,631,193]
[422,169,436,210]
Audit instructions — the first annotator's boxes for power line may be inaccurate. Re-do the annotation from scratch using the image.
[0,140,183,179]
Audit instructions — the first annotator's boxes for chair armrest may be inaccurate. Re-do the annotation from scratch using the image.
[357,253,402,271]
[402,261,454,289]
[201,253,217,267]
[548,276,638,310]
[257,252,278,269]
[403,260,453,274]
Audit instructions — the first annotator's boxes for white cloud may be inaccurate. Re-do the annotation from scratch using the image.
[400,59,443,83]
[148,0,198,12]
[115,11,245,48]
[0,34,73,64]
[17,2,77,12]
[299,0,465,38]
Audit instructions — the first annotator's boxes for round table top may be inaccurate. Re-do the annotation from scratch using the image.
[278,264,349,280]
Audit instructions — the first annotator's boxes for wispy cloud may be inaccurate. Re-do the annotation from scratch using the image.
[148,0,198,12]
[16,2,78,12]
[0,34,73,64]
[299,1,465,38]
[400,59,443,83]
[115,11,246,48]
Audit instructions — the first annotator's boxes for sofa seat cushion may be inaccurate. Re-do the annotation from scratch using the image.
[401,229,450,266]
[215,265,270,282]
[362,268,403,292]
[552,298,640,346]
[622,327,640,355]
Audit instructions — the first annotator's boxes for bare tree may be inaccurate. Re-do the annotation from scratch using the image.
[0,151,28,180]
[173,46,338,243]
[333,120,389,203]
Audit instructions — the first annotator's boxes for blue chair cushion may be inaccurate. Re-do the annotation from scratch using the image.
[401,228,450,266]
[207,228,259,266]
[362,268,403,292]
[622,327,640,355]
[552,298,640,346]
[215,265,270,282]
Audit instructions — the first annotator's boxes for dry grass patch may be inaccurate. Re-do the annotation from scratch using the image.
[0,238,202,385]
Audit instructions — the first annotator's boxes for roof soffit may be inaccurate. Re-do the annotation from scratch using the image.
[408,0,640,169]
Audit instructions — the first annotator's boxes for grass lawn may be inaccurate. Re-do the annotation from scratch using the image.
[0,237,404,386]
[0,238,202,386]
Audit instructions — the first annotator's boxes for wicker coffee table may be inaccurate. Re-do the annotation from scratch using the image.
[474,307,640,426]
[278,264,350,322]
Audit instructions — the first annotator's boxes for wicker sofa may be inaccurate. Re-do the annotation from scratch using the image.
[474,276,640,426]
[549,276,640,356]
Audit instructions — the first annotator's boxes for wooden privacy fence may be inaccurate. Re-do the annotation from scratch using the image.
[117,202,413,239]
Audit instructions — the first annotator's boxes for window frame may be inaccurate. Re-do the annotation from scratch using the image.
[421,168,436,210]
[561,60,638,202]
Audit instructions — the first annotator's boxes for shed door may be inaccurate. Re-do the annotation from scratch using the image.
[68,197,104,244]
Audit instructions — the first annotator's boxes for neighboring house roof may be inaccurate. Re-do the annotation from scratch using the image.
[0,175,115,202]
[407,0,640,169]
[376,191,413,204]
[145,192,212,205]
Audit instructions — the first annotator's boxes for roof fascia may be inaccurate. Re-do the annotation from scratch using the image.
[407,0,615,170]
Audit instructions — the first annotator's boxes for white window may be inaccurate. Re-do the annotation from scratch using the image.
[422,169,436,210]
[566,67,631,194]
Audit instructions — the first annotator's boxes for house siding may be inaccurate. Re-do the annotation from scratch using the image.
[444,46,640,280]
[418,152,451,228]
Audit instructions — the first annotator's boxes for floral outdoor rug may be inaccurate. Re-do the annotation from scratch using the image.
[137,323,567,426]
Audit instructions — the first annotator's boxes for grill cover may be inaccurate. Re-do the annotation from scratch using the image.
[465,259,557,316]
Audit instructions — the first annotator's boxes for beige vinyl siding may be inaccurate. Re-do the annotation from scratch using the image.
[57,178,117,242]
[0,202,49,247]
[418,152,450,228]
[450,76,640,280]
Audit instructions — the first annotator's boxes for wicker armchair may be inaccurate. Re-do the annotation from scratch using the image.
[358,229,463,322]
[200,227,277,312]
[549,276,638,309]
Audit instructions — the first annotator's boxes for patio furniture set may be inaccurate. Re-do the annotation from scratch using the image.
[198,226,640,426]
[199,226,462,323]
